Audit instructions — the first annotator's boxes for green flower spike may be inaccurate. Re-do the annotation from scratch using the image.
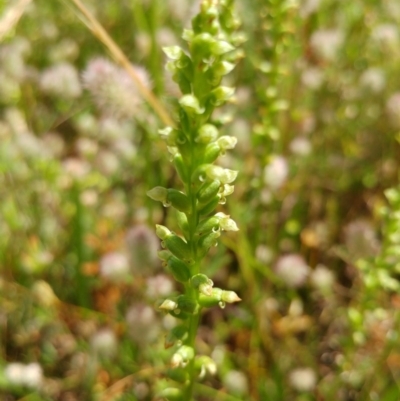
[147,1,242,399]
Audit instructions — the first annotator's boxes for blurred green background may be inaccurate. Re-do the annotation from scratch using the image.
[1,0,400,400]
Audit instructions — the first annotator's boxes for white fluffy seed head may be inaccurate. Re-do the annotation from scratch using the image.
[5,362,43,389]
[263,155,288,190]
[223,370,249,396]
[126,303,160,343]
[310,265,335,290]
[82,57,150,119]
[40,62,82,99]
[274,254,310,288]
[99,252,130,282]
[90,328,118,358]
[125,224,160,275]
[289,367,317,392]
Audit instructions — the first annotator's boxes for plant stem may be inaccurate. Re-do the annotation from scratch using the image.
[184,311,201,400]
[184,146,201,399]
[71,183,90,307]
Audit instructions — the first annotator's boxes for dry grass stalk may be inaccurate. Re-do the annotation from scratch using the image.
[0,0,32,41]
[69,0,174,127]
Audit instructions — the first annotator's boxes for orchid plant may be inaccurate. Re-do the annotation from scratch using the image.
[146,1,244,399]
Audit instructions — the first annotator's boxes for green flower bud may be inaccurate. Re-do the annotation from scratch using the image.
[231,32,248,46]
[197,180,221,205]
[167,189,191,213]
[166,367,188,383]
[176,53,191,70]
[191,273,211,288]
[221,290,241,303]
[147,186,168,203]
[191,164,208,183]
[162,46,183,60]
[226,48,245,63]
[196,124,219,144]
[167,146,178,156]
[178,345,195,361]
[182,28,194,42]
[204,143,221,163]
[220,184,234,197]
[176,211,189,235]
[167,255,191,283]
[171,325,188,341]
[211,40,235,55]
[213,113,233,125]
[158,126,173,140]
[198,195,221,216]
[197,231,220,256]
[158,127,183,147]
[199,283,213,296]
[165,325,188,349]
[179,94,205,115]
[200,2,218,16]
[196,355,217,379]
[191,33,216,59]
[156,224,171,240]
[226,12,241,30]
[215,212,239,231]
[170,354,184,369]
[159,299,178,311]
[166,60,177,73]
[169,309,190,320]
[198,288,241,308]
[209,86,235,106]
[158,250,172,262]
[164,234,192,262]
[195,216,220,236]
[192,6,219,35]
[171,345,195,368]
[209,61,236,85]
[191,274,214,296]
[173,153,187,182]
[177,295,198,314]
[198,287,223,307]
[221,218,239,231]
[205,165,238,184]
[217,135,237,150]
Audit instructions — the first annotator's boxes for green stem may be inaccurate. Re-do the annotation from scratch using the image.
[184,310,201,400]
[183,139,202,400]
[71,183,90,307]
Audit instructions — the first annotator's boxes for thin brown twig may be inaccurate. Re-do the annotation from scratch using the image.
[68,0,174,127]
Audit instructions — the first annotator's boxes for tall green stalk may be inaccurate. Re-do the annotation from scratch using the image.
[147,1,244,399]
